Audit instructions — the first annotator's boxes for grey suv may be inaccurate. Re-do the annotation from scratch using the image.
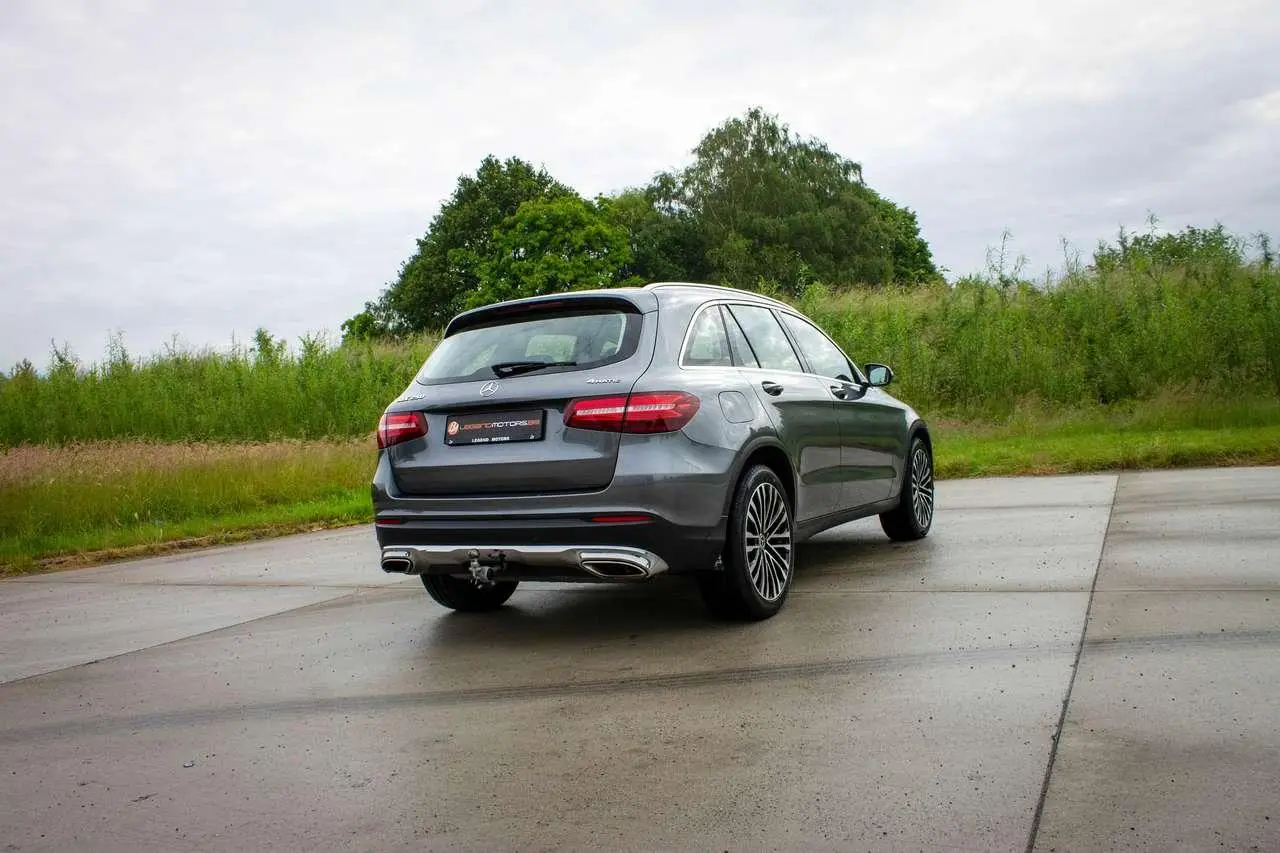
[373,283,933,620]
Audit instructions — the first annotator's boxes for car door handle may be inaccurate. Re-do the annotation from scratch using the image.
[761,381,784,396]
[830,382,865,401]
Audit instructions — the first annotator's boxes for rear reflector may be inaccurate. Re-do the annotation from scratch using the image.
[590,514,652,524]
[377,411,427,449]
[564,391,700,434]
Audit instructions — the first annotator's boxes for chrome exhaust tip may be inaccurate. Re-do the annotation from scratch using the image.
[579,551,652,579]
[581,561,646,578]
[380,550,417,574]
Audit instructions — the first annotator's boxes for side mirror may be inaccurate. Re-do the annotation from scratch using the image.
[865,363,894,387]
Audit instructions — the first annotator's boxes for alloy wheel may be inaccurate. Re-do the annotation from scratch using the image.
[743,481,792,601]
[911,444,935,530]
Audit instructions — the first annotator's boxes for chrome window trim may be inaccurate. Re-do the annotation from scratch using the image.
[677,302,736,369]
[678,300,869,389]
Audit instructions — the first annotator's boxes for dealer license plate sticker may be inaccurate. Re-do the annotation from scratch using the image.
[444,410,545,446]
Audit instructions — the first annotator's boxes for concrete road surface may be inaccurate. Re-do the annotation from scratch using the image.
[1,468,1276,851]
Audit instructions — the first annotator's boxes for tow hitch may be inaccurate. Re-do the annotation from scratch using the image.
[467,549,504,587]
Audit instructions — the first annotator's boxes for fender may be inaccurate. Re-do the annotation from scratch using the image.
[890,419,932,501]
[720,432,796,520]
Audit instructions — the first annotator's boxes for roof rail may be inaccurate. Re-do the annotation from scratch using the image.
[643,281,793,310]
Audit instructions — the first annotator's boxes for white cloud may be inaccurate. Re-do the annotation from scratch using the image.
[1,0,1277,366]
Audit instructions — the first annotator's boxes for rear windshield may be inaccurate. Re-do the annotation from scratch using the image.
[416,308,643,386]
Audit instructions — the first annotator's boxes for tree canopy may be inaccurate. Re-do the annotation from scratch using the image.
[344,109,937,339]
[343,156,574,338]
[654,108,905,292]
[469,196,632,308]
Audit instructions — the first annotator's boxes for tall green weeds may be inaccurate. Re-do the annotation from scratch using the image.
[0,332,438,445]
[2,244,1277,446]
[798,257,1280,418]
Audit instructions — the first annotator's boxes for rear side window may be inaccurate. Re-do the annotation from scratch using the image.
[681,308,733,367]
[727,305,802,372]
[722,308,759,368]
[416,308,641,385]
[779,312,856,381]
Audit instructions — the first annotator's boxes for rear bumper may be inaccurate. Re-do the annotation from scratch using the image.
[380,544,668,582]
[374,513,726,577]
[371,439,734,577]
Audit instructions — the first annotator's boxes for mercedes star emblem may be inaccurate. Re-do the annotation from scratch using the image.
[479,381,499,397]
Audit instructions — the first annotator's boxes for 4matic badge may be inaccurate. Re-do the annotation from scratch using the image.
[585,377,622,384]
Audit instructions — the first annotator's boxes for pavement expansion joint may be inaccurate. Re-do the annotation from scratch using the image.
[1024,471,1119,852]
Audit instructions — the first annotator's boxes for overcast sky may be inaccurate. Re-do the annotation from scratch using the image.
[1,0,1277,368]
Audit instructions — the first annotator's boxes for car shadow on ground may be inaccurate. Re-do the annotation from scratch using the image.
[795,535,934,578]
[419,576,716,650]
[414,529,922,650]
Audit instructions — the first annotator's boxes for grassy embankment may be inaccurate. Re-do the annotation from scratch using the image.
[2,259,1278,573]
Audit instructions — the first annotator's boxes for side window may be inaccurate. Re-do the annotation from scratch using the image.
[721,306,759,367]
[727,305,802,372]
[681,307,733,367]
[780,313,855,381]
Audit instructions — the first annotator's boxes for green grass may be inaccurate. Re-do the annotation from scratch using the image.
[0,334,440,445]
[937,424,1280,478]
[3,259,1277,445]
[795,261,1280,420]
[0,440,376,574]
[2,398,1277,574]
[935,395,1280,476]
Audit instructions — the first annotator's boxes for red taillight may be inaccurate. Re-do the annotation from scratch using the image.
[377,411,427,449]
[564,392,700,434]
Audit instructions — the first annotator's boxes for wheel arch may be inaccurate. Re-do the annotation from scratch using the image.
[722,438,797,519]
[912,421,932,453]
[895,420,932,498]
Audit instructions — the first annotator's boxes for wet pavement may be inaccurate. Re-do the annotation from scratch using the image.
[0,468,1276,851]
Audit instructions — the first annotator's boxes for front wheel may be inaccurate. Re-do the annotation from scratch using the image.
[879,436,935,541]
[421,575,518,612]
[697,465,795,621]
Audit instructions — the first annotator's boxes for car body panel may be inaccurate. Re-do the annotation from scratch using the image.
[371,281,928,583]
[831,386,911,505]
[736,367,842,521]
[383,296,658,497]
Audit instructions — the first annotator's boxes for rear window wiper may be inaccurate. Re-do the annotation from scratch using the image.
[490,360,578,378]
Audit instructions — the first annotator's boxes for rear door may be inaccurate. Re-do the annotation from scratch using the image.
[385,298,654,497]
[777,311,901,508]
[724,304,842,522]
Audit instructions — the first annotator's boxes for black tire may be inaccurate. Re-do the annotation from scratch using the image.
[421,575,518,612]
[879,436,935,541]
[697,465,795,621]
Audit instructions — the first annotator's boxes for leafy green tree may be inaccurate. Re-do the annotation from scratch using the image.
[1092,223,1245,274]
[597,188,708,284]
[353,156,575,336]
[869,193,938,283]
[469,196,632,308]
[339,294,399,341]
[652,108,936,292]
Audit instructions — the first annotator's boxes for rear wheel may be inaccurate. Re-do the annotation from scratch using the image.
[421,575,518,612]
[697,465,794,621]
[879,436,934,541]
